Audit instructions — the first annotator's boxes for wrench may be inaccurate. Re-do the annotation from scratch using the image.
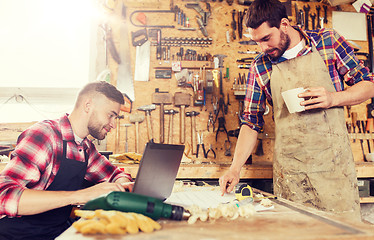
[323,5,328,24]
[310,13,316,30]
[316,5,321,28]
[303,5,311,30]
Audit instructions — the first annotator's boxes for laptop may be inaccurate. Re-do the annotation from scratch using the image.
[132,142,185,200]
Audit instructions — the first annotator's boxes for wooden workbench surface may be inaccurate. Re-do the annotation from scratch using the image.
[56,192,374,240]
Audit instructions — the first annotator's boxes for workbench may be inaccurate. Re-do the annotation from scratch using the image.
[1,161,374,203]
[56,190,374,240]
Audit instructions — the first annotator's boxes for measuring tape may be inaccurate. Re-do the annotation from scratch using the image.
[235,184,253,201]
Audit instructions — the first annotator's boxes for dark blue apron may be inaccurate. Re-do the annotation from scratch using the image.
[0,140,88,240]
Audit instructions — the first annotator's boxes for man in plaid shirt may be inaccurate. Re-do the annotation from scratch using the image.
[220,0,374,221]
[0,81,133,239]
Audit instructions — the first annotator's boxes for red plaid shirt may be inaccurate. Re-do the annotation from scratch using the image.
[0,114,131,217]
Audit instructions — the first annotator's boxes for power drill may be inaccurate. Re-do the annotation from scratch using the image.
[82,191,190,221]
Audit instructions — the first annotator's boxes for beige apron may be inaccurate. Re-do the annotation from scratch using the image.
[270,45,361,221]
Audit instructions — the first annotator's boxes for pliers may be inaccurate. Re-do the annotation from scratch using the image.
[206,144,216,159]
[207,112,215,132]
[196,132,207,158]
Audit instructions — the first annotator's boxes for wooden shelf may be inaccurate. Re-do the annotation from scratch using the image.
[360,197,374,204]
[116,162,273,179]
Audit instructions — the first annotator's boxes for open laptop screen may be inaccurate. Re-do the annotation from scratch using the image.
[132,142,185,200]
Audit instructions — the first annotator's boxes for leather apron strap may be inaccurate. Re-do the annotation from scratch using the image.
[0,141,88,240]
[270,44,360,221]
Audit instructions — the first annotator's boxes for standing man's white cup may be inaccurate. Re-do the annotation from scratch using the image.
[281,87,307,113]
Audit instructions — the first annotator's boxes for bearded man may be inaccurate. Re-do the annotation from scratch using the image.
[0,81,133,239]
[219,0,374,221]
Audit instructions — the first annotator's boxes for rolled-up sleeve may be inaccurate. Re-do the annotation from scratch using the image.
[240,61,268,132]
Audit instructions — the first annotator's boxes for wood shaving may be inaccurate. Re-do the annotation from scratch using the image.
[186,203,255,224]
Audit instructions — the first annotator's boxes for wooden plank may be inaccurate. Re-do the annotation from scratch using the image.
[355,162,374,178]
[117,162,273,179]
[1,162,374,179]
[360,197,374,204]
[56,192,374,240]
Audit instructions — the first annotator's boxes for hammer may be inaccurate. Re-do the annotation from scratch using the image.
[186,111,200,154]
[138,104,156,143]
[152,89,173,143]
[164,109,179,144]
[120,123,132,152]
[129,112,145,153]
[115,115,124,154]
[174,92,191,144]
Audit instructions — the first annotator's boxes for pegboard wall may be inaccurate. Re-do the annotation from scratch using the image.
[97,0,372,164]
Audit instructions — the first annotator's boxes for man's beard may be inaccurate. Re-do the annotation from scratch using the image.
[88,112,107,140]
[88,124,106,140]
[266,31,290,61]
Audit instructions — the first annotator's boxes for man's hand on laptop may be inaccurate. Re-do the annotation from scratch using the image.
[115,177,134,192]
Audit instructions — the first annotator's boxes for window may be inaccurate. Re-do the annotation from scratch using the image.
[0,0,99,123]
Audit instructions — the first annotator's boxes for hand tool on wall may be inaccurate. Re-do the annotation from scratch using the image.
[174,92,191,144]
[193,73,204,106]
[130,10,175,28]
[117,2,135,102]
[361,120,371,154]
[205,144,216,159]
[186,2,211,36]
[121,123,132,152]
[165,109,179,144]
[323,5,328,24]
[303,5,310,30]
[129,112,145,153]
[207,112,215,132]
[153,89,173,144]
[216,117,229,142]
[131,28,148,47]
[138,104,156,143]
[82,191,190,221]
[352,112,358,143]
[367,118,374,147]
[299,10,305,28]
[295,4,300,26]
[186,111,200,154]
[196,132,207,158]
[101,24,121,64]
[367,14,374,72]
[356,118,366,160]
[310,13,316,30]
[231,10,237,40]
[238,9,247,39]
[224,139,231,156]
[115,115,124,153]
[255,137,264,156]
[316,5,321,28]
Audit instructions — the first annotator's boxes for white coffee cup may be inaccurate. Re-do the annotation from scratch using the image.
[281,87,307,114]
